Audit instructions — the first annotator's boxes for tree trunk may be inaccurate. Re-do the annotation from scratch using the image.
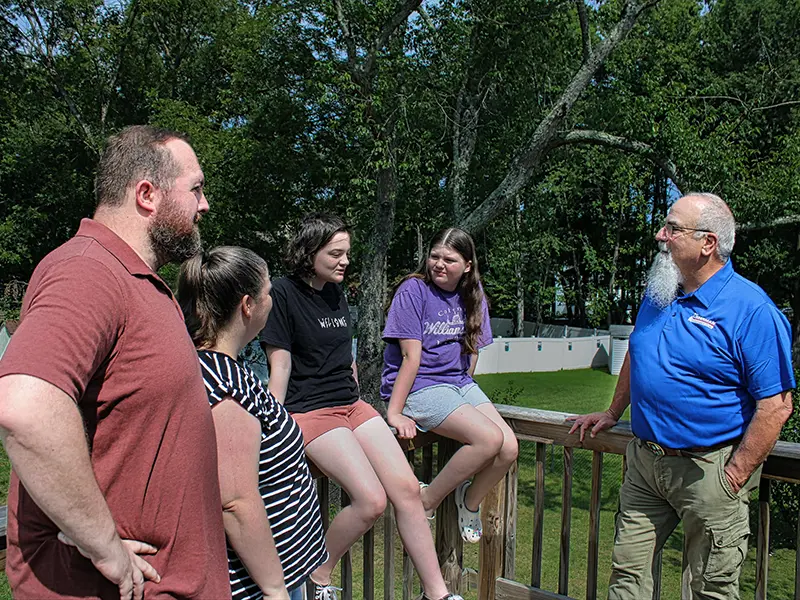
[460,0,660,234]
[513,199,525,337]
[607,191,624,327]
[357,162,397,406]
[792,229,800,371]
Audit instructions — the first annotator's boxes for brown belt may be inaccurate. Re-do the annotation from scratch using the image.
[637,438,740,463]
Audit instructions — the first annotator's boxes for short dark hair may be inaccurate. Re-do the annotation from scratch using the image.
[94,125,190,208]
[178,246,269,348]
[284,212,350,280]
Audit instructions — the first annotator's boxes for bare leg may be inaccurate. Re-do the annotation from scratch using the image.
[421,403,516,513]
[305,427,387,585]
[354,417,450,600]
[465,403,518,509]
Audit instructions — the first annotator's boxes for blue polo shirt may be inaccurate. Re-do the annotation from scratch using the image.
[629,260,795,449]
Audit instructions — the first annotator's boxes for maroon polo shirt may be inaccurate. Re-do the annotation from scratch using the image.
[0,219,229,599]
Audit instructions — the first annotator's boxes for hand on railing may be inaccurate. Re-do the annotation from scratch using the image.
[566,410,619,442]
[58,532,161,600]
[387,411,418,439]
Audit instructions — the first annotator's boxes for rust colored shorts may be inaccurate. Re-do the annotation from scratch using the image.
[292,399,381,446]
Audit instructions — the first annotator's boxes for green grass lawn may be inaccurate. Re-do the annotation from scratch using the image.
[0,369,795,599]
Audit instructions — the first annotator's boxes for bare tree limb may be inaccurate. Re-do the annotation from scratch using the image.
[549,129,687,193]
[461,0,661,233]
[418,5,436,32]
[737,214,800,232]
[102,0,141,130]
[684,95,800,112]
[362,0,423,79]
[333,0,357,70]
[575,0,591,63]
[16,1,99,153]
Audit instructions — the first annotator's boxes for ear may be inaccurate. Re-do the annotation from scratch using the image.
[464,260,472,273]
[134,179,158,215]
[701,233,718,258]
[241,294,254,319]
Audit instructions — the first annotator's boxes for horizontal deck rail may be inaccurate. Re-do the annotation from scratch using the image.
[0,406,796,599]
[315,405,800,600]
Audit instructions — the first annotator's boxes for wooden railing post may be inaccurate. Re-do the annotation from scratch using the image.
[756,477,771,600]
[586,451,603,600]
[531,442,547,587]
[403,449,416,600]
[364,525,375,600]
[435,437,464,594]
[341,490,353,600]
[559,446,573,597]
[478,474,506,600]
[384,503,396,600]
[503,460,519,580]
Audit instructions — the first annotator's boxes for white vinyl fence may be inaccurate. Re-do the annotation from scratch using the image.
[475,335,611,375]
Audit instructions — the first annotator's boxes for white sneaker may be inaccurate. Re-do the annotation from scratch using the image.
[312,581,342,600]
[416,594,465,600]
[454,480,482,543]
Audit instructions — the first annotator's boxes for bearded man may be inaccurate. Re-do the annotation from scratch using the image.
[0,126,229,599]
[568,193,794,600]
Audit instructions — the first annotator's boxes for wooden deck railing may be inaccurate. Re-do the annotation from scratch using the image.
[0,406,796,599]
[311,405,800,600]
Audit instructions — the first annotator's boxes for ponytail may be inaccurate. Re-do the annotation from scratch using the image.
[178,247,268,348]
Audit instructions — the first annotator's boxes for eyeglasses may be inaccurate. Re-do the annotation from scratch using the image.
[662,221,713,238]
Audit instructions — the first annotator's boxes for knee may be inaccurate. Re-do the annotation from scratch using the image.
[391,476,423,510]
[498,434,519,466]
[476,425,504,458]
[356,488,387,523]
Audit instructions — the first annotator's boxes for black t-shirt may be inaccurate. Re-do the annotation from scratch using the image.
[260,276,359,413]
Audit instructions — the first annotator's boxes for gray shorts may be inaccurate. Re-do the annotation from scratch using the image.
[403,382,492,431]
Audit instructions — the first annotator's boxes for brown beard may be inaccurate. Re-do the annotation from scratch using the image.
[149,196,202,267]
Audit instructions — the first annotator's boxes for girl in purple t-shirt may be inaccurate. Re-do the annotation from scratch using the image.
[382,228,519,544]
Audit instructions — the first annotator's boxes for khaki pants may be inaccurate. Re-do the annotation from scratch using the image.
[608,439,761,600]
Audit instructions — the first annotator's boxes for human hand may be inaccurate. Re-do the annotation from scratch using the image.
[566,410,619,443]
[724,465,744,494]
[59,532,160,600]
[387,412,417,439]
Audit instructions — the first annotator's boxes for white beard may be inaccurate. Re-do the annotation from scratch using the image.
[645,244,683,309]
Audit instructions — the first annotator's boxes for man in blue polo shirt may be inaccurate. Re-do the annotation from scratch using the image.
[568,193,794,599]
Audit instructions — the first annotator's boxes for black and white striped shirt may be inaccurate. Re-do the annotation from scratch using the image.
[198,350,328,598]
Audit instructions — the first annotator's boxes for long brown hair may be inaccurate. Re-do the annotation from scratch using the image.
[393,228,486,355]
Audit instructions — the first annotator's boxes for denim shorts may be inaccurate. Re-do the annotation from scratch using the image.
[403,382,491,431]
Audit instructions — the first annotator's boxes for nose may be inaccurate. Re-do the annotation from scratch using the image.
[198,193,210,214]
[655,225,668,243]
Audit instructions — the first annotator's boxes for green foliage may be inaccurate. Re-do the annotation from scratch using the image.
[771,367,800,549]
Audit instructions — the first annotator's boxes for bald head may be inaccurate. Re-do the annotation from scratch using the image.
[682,193,736,262]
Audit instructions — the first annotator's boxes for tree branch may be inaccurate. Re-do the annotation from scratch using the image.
[737,214,800,232]
[418,5,436,32]
[460,0,661,233]
[575,0,591,63]
[16,1,99,153]
[333,0,357,70]
[362,0,423,79]
[549,129,687,193]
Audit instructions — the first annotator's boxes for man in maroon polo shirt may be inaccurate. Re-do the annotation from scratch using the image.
[0,126,229,599]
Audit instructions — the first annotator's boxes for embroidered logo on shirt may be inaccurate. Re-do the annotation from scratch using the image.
[688,313,716,329]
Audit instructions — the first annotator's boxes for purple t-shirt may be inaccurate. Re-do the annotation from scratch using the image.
[380,277,493,399]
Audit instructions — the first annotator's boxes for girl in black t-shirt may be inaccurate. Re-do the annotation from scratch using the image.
[261,214,461,600]
[179,246,328,600]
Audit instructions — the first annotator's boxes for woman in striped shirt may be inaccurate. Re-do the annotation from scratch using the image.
[179,246,328,600]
